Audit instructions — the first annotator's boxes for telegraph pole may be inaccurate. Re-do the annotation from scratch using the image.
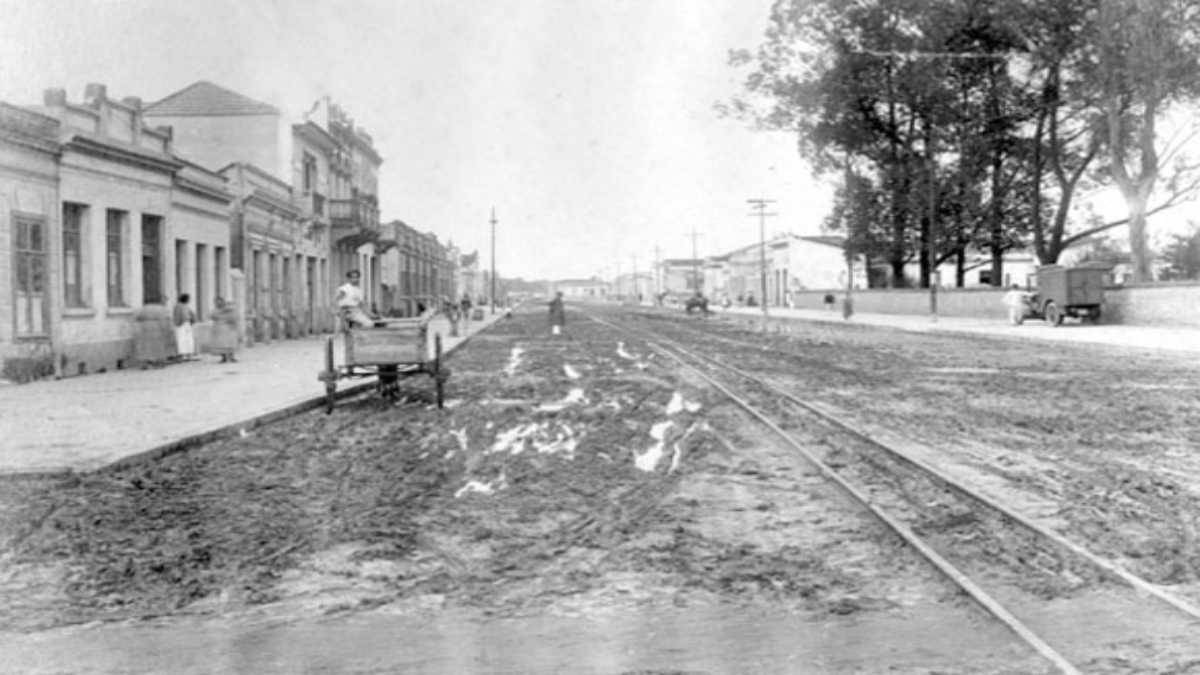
[654,245,662,301]
[685,228,704,294]
[632,253,639,304]
[748,199,777,325]
[490,208,497,315]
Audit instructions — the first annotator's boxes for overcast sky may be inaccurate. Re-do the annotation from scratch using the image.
[0,0,834,281]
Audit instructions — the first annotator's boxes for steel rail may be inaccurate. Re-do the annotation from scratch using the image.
[615,312,1200,624]
[640,341,1082,675]
[590,311,1200,675]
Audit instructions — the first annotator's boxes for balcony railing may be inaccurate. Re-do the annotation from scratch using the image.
[329,197,380,232]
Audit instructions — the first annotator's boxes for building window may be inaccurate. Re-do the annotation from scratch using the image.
[106,209,127,307]
[214,246,226,302]
[142,215,163,304]
[195,244,207,321]
[14,218,48,336]
[175,239,189,302]
[302,152,317,193]
[63,203,87,308]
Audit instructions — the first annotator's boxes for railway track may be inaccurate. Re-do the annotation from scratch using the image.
[590,309,1200,675]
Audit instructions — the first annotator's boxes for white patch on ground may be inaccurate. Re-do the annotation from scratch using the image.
[635,421,674,472]
[455,480,495,498]
[450,428,469,452]
[489,422,578,457]
[564,364,581,379]
[616,342,635,360]
[538,388,586,411]
[503,347,525,376]
[666,391,702,415]
[666,392,685,415]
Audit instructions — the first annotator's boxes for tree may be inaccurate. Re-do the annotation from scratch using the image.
[1160,223,1200,279]
[1091,0,1200,281]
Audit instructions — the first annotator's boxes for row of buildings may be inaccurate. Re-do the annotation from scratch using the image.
[1,81,487,379]
[558,233,1074,307]
[556,234,870,305]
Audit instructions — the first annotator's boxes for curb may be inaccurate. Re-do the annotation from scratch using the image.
[0,319,501,481]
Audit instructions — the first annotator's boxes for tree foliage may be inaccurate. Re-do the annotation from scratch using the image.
[726,0,1200,287]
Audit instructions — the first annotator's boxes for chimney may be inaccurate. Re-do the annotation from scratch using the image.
[122,96,142,111]
[84,83,107,107]
[43,88,67,107]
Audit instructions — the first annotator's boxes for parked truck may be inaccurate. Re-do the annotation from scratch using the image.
[1023,263,1110,327]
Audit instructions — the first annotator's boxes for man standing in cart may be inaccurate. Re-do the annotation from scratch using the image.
[336,269,375,329]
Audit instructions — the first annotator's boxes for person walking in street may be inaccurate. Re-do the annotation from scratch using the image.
[211,297,239,363]
[549,291,566,336]
[1003,283,1030,325]
[132,299,176,369]
[173,293,197,362]
[335,269,375,329]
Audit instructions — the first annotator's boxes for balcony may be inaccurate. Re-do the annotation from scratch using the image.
[293,191,326,217]
[329,196,381,248]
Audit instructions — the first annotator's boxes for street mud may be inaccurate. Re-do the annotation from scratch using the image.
[2,304,1200,673]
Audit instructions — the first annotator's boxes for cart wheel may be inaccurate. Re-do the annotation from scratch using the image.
[434,334,445,409]
[1044,301,1063,327]
[324,338,337,414]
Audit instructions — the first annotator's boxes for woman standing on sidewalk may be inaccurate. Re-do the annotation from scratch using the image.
[173,293,197,362]
[211,297,239,363]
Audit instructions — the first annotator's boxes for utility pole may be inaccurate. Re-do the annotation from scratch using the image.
[632,253,639,305]
[685,228,704,294]
[490,208,497,315]
[748,199,777,325]
[654,245,662,301]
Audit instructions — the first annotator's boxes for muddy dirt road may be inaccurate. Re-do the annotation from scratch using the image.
[2,303,1199,674]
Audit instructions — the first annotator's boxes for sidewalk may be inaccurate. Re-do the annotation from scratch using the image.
[0,312,506,476]
[718,305,1200,355]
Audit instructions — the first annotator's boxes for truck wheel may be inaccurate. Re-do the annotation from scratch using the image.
[1091,306,1103,324]
[1044,302,1063,327]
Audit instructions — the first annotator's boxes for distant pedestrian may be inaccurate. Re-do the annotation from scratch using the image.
[841,293,854,320]
[132,299,175,369]
[549,291,566,336]
[460,294,472,322]
[824,293,836,313]
[1002,284,1030,325]
[211,297,239,363]
[173,293,197,362]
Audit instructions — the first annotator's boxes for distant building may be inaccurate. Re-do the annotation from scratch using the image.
[555,278,607,299]
[717,235,865,306]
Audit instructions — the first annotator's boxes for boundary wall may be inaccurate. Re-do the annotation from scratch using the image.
[789,283,1200,328]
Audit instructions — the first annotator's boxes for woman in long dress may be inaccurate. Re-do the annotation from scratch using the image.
[173,293,197,361]
[210,297,239,363]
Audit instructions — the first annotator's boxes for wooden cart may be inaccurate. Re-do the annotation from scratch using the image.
[318,309,446,413]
